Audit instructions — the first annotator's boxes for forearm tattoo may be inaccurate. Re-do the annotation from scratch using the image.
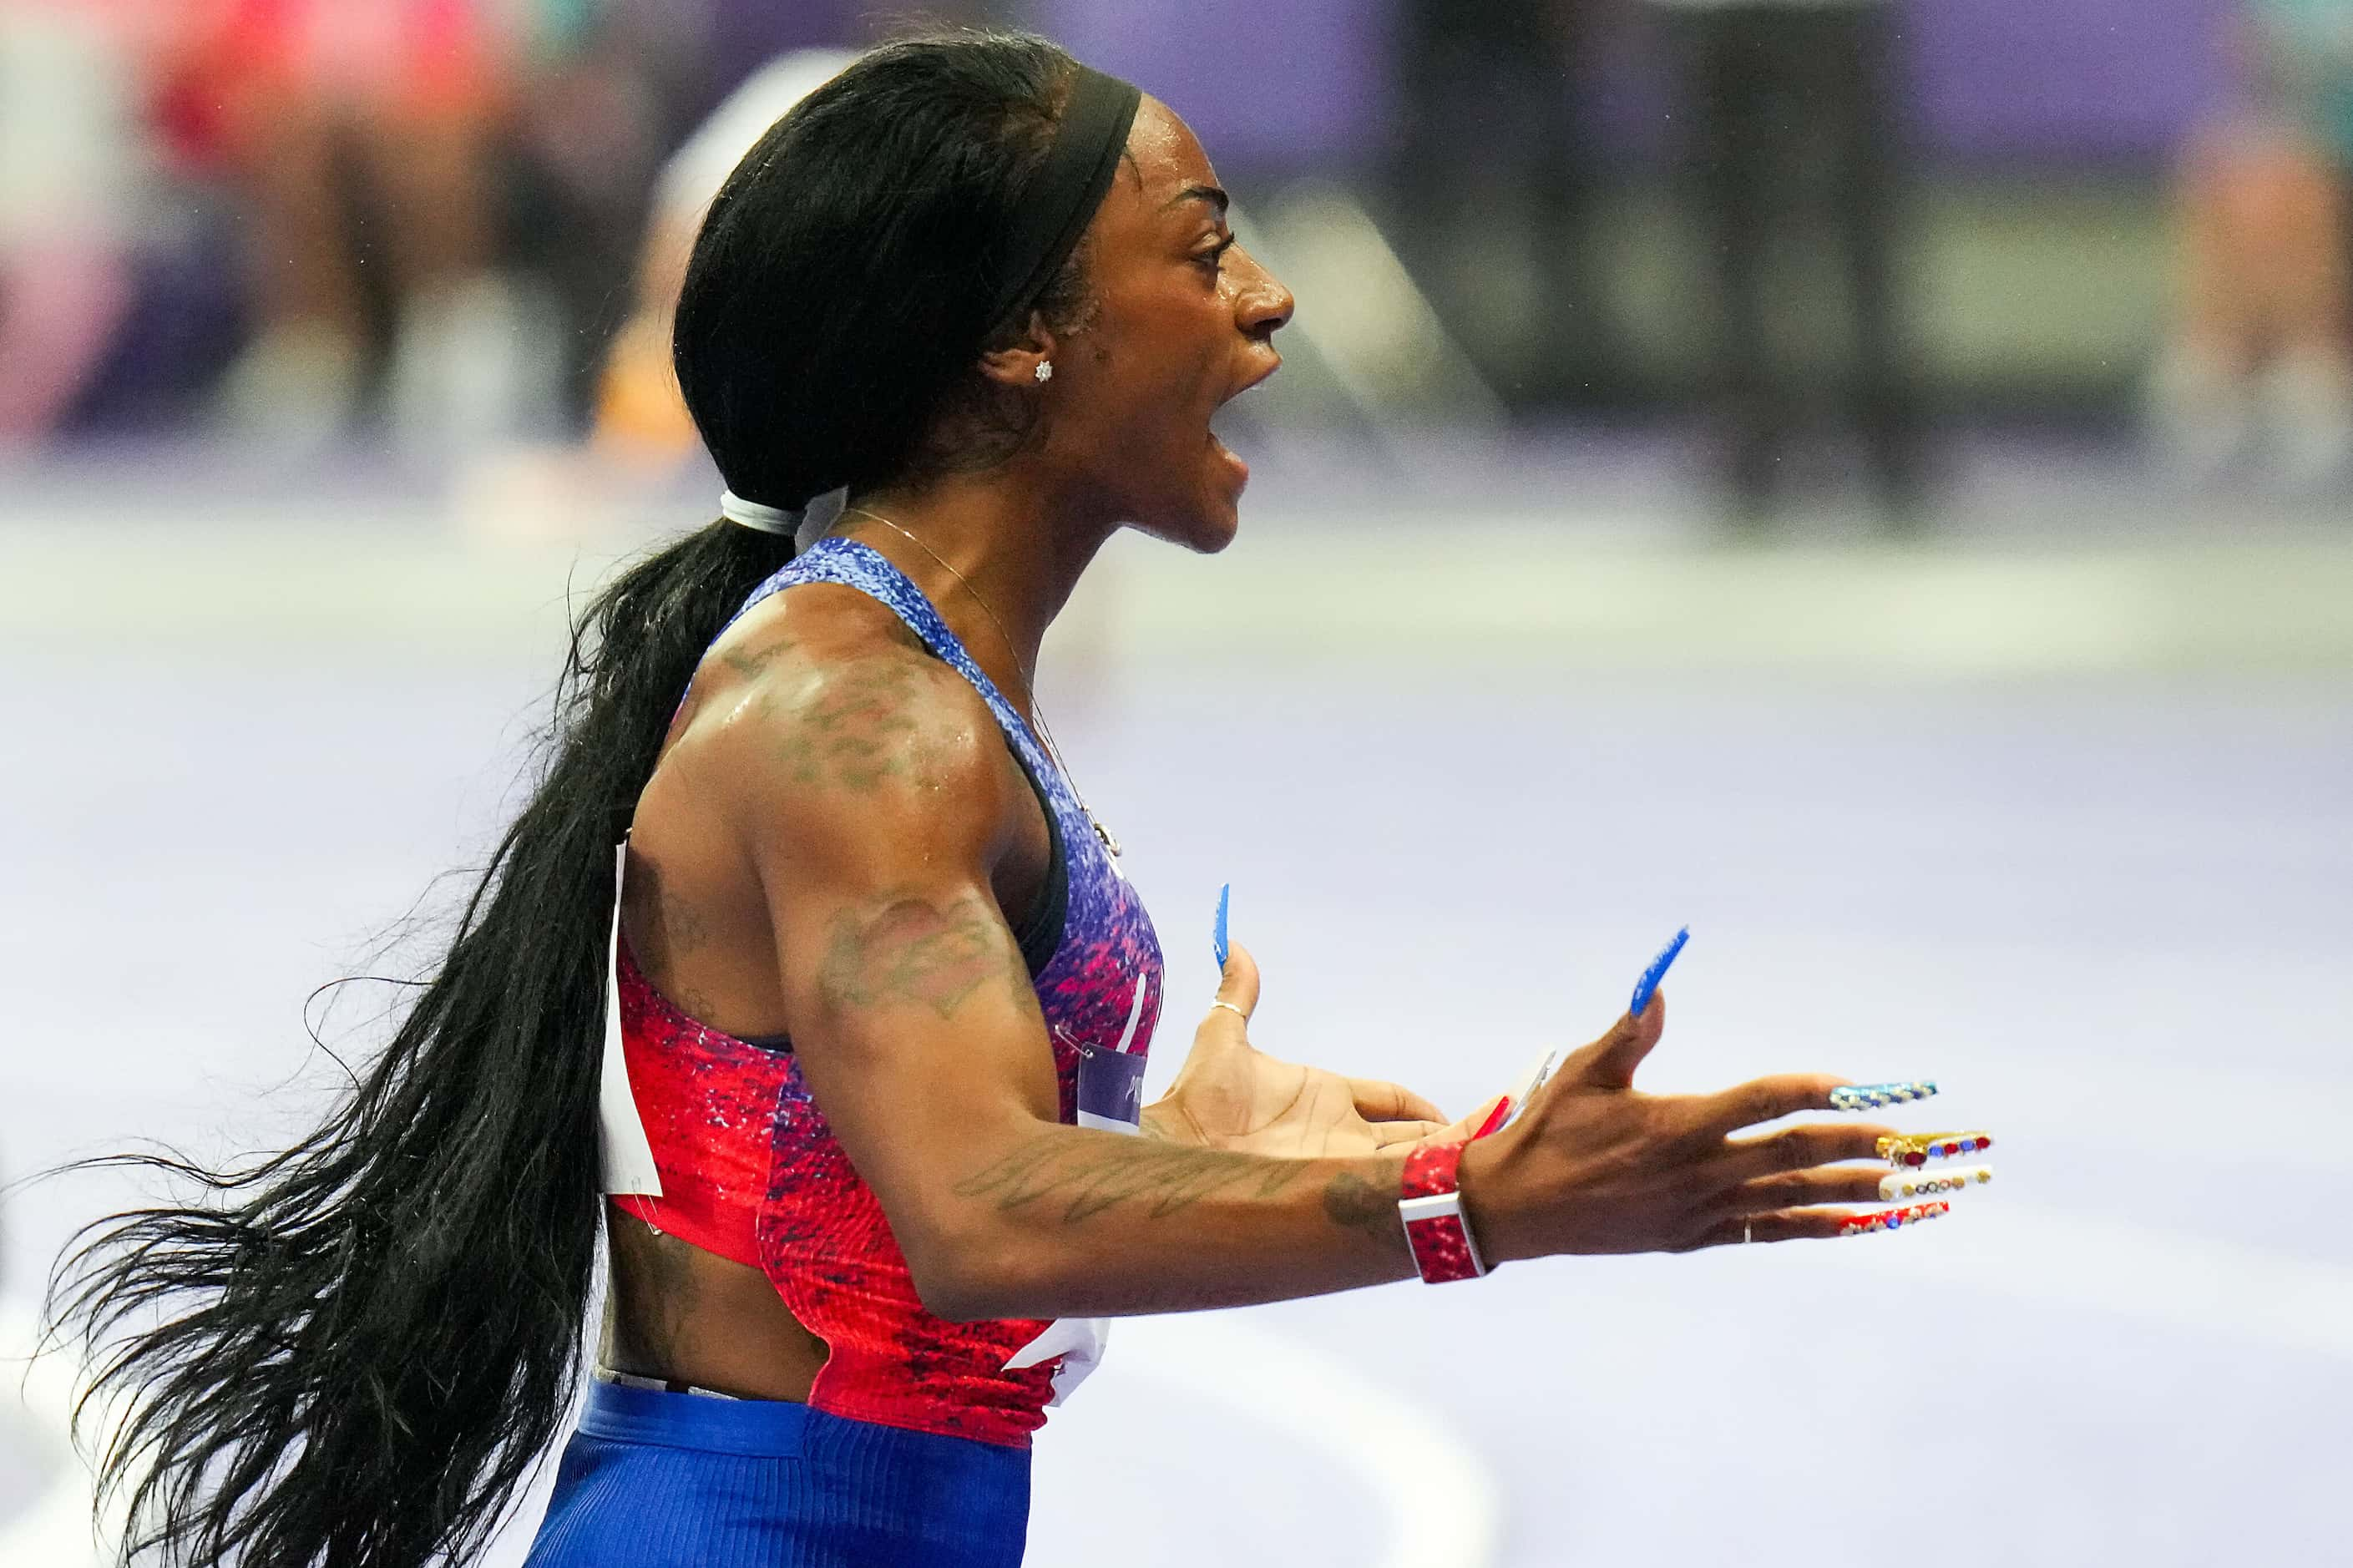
[1322,1161,1408,1248]
[952,1132,1313,1224]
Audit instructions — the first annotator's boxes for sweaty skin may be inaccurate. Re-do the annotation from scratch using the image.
[600,95,1904,1399]
[602,592,1060,1397]
[602,94,1300,1395]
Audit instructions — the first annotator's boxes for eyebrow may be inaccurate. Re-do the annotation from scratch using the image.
[1161,183,1229,217]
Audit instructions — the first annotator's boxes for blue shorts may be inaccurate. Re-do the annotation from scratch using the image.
[524,1379,1032,1568]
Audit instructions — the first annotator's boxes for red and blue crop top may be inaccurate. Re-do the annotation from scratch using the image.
[602,539,1165,1449]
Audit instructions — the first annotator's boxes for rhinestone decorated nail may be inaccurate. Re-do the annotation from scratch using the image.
[1838,1200,1951,1237]
[1829,1080,1937,1112]
[1879,1165,1992,1201]
[1875,1131,1993,1168]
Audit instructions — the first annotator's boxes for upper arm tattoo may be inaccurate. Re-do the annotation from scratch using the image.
[818,891,1034,1022]
[741,631,951,797]
[659,889,711,955]
[721,633,800,682]
[777,655,924,791]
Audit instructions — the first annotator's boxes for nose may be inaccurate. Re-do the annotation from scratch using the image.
[1234,248,1294,343]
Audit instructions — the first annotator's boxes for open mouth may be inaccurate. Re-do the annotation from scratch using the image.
[1207,402,1252,487]
[1207,422,1248,486]
[1207,358,1280,486]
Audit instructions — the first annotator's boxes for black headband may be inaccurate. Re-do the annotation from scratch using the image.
[984,65,1142,331]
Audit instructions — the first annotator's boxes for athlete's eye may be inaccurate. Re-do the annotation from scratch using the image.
[1195,235,1237,276]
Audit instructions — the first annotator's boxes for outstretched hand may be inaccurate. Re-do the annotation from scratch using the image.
[1465,993,1938,1262]
[1141,943,1495,1159]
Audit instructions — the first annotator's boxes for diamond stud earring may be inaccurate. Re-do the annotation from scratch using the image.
[1034,361,1053,383]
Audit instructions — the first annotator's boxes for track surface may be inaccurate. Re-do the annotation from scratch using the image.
[3,516,2345,1565]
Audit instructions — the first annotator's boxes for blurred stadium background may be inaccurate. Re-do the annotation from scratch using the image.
[3,2,2348,1565]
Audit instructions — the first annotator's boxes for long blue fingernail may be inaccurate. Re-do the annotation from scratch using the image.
[1627,926,1688,1017]
[1829,1080,1938,1112]
[1212,883,1231,969]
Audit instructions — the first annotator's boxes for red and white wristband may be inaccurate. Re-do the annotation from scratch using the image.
[1399,1139,1490,1283]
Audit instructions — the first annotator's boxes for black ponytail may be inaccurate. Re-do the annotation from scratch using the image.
[46,27,1105,1568]
[47,521,790,1566]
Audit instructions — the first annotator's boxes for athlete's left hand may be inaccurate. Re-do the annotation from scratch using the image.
[1140,943,1493,1157]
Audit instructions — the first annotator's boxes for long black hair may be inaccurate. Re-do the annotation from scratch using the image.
[48,29,1099,1567]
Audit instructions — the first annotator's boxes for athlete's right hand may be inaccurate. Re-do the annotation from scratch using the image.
[1146,941,1477,1158]
[1463,994,1904,1261]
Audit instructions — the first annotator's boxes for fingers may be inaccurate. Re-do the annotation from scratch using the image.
[1217,939,1259,1015]
[1693,1198,1959,1249]
[1684,1207,1867,1249]
[1718,1162,1895,1215]
[1346,1077,1448,1126]
[1445,1092,1509,1143]
[1696,1161,1996,1245]
[1564,993,1667,1091]
[1714,1120,1896,1184]
[1370,1119,1455,1149]
[1199,939,1260,1039]
[1369,1089,1509,1150]
[1547,925,1681,1094]
[1693,1072,1851,1136]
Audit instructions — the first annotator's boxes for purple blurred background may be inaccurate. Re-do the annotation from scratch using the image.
[1046,0,2235,169]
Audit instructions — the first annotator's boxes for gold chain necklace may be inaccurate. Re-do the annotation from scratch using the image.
[839,506,1122,858]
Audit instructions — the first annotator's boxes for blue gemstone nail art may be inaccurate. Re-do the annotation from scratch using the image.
[1627,927,1689,1017]
[1829,1080,1939,1112]
[1212,883,1231,969]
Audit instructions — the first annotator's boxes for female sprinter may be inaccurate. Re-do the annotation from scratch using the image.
[53,31,1954,1568]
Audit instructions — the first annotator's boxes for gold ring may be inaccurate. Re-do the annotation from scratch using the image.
[1209,1000,1247,1021]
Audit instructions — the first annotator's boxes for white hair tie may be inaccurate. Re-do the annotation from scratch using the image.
[719,490,799,535]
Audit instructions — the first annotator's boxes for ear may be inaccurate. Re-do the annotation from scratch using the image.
[976,311,1057,391]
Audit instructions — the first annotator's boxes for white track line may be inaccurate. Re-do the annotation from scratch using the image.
[1097,1311,1504,1568]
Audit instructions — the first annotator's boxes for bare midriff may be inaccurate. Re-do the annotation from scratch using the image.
[600,1209,830,1402]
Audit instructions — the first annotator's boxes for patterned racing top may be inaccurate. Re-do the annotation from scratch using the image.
[605,538,1164,1448]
